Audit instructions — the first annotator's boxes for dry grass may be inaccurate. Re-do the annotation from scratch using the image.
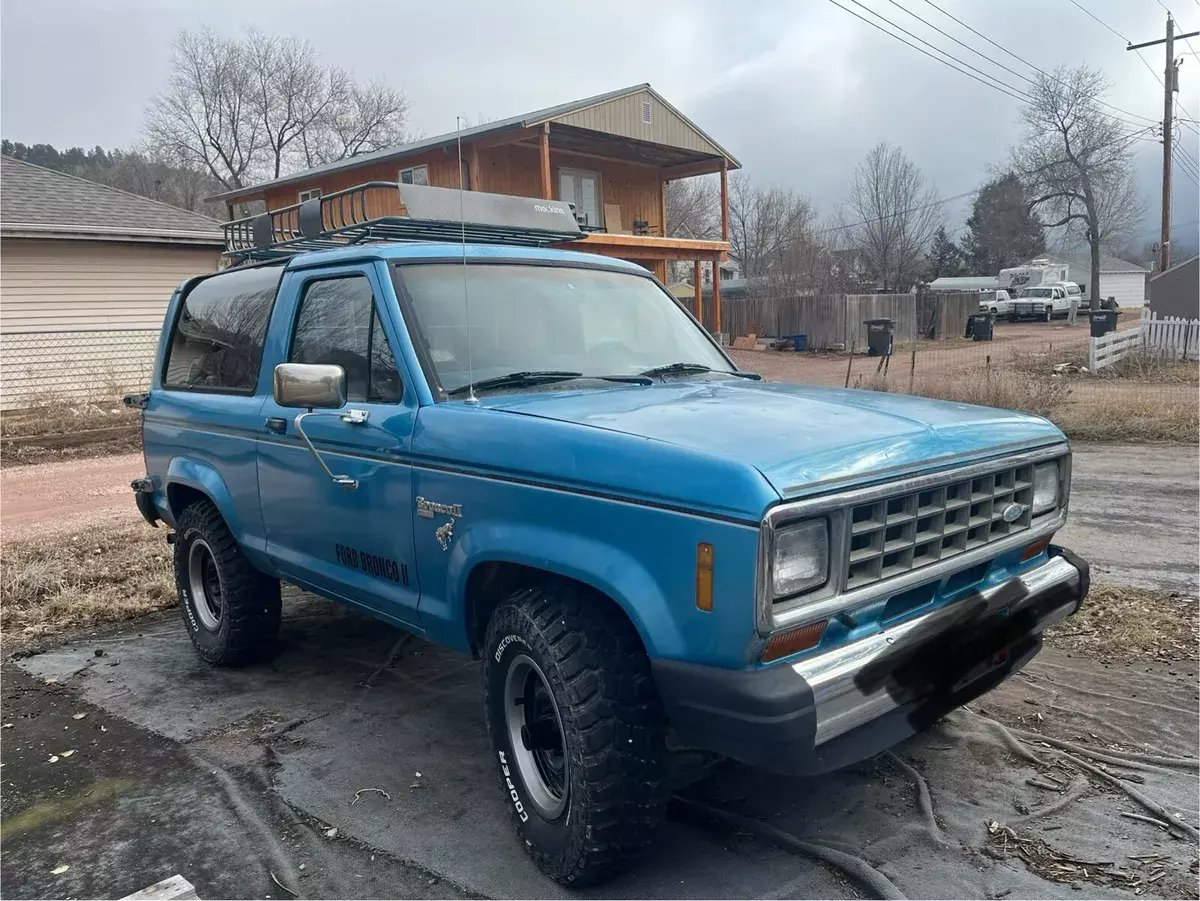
[856,368,1072,420]
[1,522,174,645]
[1045,583,1198,664]
[1052,394,1199,443]
[0,393,139,439]
[1102,350,1200,384]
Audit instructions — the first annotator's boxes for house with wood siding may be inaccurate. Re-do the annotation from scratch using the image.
[0,155,224,408]
[211,84,740,332]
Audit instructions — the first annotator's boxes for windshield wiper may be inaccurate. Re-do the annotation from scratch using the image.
[446,371,584,396]
[446,371,654,397]
[640,362,761,380]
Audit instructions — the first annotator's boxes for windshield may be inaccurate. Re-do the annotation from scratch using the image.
[1020,287,1052,298]
[396,263,734,395]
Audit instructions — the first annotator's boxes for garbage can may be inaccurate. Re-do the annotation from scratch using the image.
[864,318,895,356]
[966,312,994,341]
[1089,309,1118,337]
[783,334,808,351]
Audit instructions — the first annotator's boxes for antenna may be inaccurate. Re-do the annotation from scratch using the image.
[457,116,477,405]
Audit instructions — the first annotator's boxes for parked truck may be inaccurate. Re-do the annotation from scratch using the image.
[128,183,1089,888]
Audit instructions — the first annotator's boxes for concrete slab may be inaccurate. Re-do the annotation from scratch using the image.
[14,591,1198,899]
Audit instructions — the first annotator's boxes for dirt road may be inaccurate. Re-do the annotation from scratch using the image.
[1,453,143,542]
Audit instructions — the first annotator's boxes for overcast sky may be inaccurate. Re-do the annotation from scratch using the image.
[3,0,1198,251]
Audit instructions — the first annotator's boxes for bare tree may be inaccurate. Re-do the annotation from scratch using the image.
[1011,66,1146,302]
[727,173,813,278]
[845,142,942,292]
[665,176,719,240]
[145,27,411,189]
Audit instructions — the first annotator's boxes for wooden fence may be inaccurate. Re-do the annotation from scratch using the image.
[1088,311,1199,371]
[707,292,977,349]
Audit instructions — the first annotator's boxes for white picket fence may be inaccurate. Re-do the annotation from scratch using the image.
[1088,311,1200,371]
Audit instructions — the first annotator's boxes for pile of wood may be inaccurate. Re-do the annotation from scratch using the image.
[731,331,781,351]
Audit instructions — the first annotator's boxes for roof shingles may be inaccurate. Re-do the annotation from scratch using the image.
[1,155,224,244]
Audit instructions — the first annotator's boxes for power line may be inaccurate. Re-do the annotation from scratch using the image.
[915,0,1162,126]
[1063,0,1131,42]
[1173,145,1200,182]
[824,0,1030,103]
[839,0,1034,101]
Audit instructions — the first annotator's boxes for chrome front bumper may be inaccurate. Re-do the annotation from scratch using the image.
[793,553,1084,747]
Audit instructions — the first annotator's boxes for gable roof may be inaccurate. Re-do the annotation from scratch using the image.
[1,155,224,245]
[1024,251,1148,274]
[210,83,740,203]
[1150,253,1199,281]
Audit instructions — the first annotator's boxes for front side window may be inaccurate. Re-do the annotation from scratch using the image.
[396,263,732,396]
[290,276,402,403]
[163,265,282,392]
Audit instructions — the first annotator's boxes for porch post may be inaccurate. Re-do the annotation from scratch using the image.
[720,159,729,241]
[693,260,703,323]
[713,262,722,339]
[539,123,552,200]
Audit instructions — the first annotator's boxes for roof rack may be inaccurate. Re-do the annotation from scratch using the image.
[222,181,584,262]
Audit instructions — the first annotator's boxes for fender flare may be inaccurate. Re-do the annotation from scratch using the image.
[165,457,246,542]
[447,520,683,659]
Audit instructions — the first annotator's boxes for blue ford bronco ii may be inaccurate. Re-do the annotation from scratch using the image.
[130,183,1088,886]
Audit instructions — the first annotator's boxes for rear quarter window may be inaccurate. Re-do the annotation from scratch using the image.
[163,265,284,392]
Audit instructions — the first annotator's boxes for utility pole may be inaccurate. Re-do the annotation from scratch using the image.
[1128,16,1197,272]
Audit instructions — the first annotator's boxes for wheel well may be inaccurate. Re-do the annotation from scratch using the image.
[464,561,643,658]
[167,483,212,520]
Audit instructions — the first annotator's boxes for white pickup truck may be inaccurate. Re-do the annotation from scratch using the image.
[1011,285,1071,321]
[978,289,1014,317]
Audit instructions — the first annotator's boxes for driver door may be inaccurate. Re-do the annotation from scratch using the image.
[257,264,422,628]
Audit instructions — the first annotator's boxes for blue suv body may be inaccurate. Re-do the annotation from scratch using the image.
[133,238,1088,887]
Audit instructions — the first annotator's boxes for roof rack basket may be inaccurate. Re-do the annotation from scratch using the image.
[222,181,584,262]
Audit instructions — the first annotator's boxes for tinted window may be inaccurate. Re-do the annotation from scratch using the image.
[290,276,402,403]
[163,265,282,392]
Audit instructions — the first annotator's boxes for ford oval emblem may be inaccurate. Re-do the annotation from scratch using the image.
[1001,502,1025,523]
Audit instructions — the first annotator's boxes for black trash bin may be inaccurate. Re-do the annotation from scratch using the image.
[966,312,994,341]
[1089,309,1118,337]
[864,318,895,356]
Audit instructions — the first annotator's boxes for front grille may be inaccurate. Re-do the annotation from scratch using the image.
[844,464,1036,591]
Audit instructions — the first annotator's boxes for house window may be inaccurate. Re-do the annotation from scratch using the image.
[558,168,602,228]
[399,165,429,186]
[297,188,322,203]
[640,99,652,125]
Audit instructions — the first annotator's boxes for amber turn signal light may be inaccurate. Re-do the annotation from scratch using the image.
[696,543,714,611]
[761,621,826,662]
[1020,536,1052,561]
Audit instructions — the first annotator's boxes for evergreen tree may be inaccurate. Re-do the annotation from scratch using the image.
[961,174,1046,274]
[923,225,963,280]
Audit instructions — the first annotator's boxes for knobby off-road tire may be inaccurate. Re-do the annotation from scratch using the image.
[173,500,281,666]
[482,580,669,887]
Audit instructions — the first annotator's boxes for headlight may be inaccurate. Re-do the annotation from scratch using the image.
[1032,461,1059,514]
[773,519,829,598]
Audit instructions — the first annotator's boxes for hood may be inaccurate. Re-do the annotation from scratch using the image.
[483,380,1065,498]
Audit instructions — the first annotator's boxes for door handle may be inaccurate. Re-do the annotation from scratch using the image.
[265,417,287,434]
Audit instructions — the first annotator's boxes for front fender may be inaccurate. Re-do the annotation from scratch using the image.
[444,520,682,659]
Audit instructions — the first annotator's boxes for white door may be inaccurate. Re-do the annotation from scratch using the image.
[558,168,602,228]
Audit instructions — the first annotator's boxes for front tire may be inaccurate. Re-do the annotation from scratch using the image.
[482,580,668,886]
[173,500,281,666]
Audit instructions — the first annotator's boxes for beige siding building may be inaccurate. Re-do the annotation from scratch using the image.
[1,156,224,408]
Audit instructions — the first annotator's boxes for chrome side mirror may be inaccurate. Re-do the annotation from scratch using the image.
[273,363,346,409]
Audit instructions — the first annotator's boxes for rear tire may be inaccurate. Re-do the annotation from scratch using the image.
[482,579,668,887]
[173,500,281,666]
